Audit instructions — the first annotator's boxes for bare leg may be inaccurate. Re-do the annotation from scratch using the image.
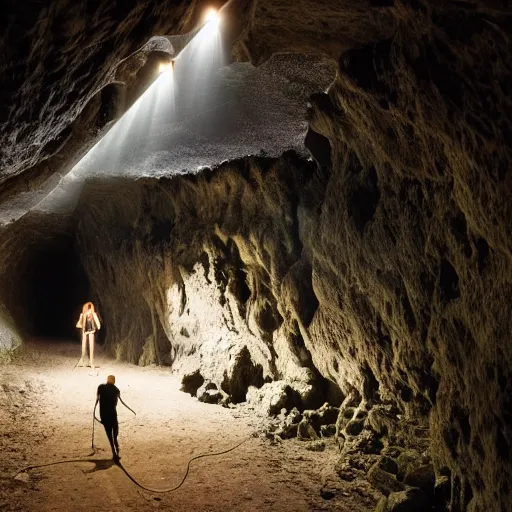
[89,332,95,369]
[78,332,86,366]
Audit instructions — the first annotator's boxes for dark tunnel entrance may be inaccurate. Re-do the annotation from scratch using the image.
[22,236,91,340]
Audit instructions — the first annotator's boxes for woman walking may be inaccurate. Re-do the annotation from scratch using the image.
[76,302,101,369]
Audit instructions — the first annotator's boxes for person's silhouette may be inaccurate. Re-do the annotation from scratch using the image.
[95,375,121,462]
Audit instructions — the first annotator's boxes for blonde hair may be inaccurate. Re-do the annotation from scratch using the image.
[82,302,95,315]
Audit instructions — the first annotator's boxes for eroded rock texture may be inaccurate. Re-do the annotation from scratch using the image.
[1,1,511,511]
[73,154,329,408]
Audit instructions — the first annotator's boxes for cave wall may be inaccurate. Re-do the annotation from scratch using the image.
[74,154,327,405]
[0,0,511,511]
[72,4,512,511]
[0,301,22,354]
[301,6,512,511]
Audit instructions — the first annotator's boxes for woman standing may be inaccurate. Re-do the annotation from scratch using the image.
[76,302,101,369]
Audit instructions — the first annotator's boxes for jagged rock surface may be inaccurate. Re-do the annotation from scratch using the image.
[0,1,511,511]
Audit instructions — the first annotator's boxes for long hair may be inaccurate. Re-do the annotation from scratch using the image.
[82,302,95,316]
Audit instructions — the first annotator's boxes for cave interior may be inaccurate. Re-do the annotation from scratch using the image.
[0,1,511,511]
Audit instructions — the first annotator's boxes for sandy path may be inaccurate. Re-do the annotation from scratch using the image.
[0,341,376,511]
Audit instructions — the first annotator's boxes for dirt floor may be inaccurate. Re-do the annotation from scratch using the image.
[0,340,379,511]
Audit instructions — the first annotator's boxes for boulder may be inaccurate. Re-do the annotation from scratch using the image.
[374,497,388,512]
[196,380,217,396]
[316,402,340,425]
[335,459,358,482]
[345,419,365,436]
[297,419,318,440]
[198,389,223,404]
[305,440,326,452]
[0,303,22,355]
[434,475,451,509]
[181,370,205,397]
[396,450,421,481]
[367,408,397,436]
[246,381,296,416]
[404,464,435,494]
[378,456,399,475]
[197,380,224,404]
[386,488,429,512]
[275,422,299,439]
[275,406,303,439]
[320,424,337,437]
[353,430,384,454]
[367,462,405,496]
[287,407,302,425]
[303,403,340,433]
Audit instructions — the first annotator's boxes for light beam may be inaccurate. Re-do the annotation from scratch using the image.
[205,9,220,27]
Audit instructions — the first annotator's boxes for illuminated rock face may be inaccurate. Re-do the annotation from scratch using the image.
[72,157,331,408]
[1,1,512,511]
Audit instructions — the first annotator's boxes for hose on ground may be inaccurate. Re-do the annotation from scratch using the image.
[12,437,251,493]
[116,437,250,493]
[13,402,253,493]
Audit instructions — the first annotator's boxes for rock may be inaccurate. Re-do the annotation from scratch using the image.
[343,407,356,419]
[278,408,288,420]
[246,381,296,416]
[291,379,320,410]
[378,456,399,475]
[345,419,364,436]
[220,346,265,404]
[404,464,435,494]
[367,408,397,436]
[434,475,451,509]
[197,380,225,404]
[196,380,217,398]
[386,488,429,512]
[306,440,326,452]
[303,403,339,434]
[275,422,298,439]
[383,446,402,459]
[297,419,318,440]
[374,497,388,512]
[181,370,205,397]
[197,388,223,404]
[14,472,30,483]
[317,402,340,425]
[367,462,405,496]
[396,450,420,481]
[320,424,337,437]
[353,430,384,454]
[355,409,367,419]
[287,407,302,425]
[335,459,358,482]
[320,489,336,500]
[275,406,303,438]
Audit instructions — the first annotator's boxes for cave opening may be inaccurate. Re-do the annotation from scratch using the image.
[20,236,90,340]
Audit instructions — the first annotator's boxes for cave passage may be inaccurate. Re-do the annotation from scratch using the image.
[21,237,90,340]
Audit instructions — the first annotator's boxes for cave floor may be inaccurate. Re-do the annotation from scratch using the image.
[0,341,378,511]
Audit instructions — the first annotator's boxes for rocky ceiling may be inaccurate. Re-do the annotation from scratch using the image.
[1,1,512,511]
